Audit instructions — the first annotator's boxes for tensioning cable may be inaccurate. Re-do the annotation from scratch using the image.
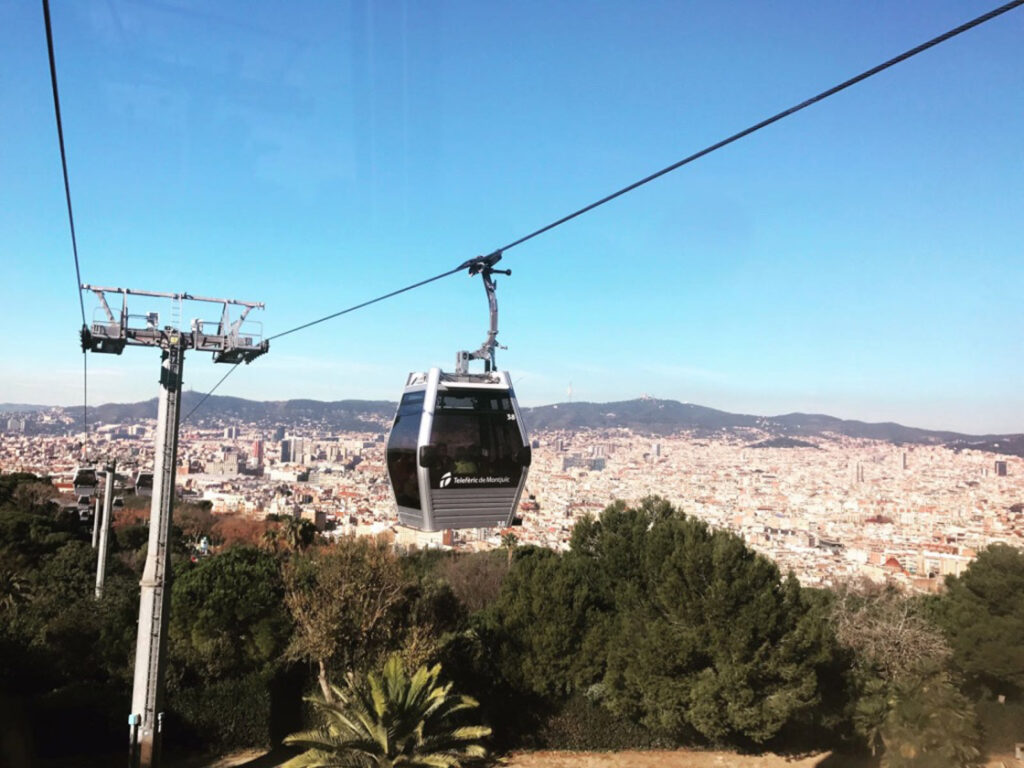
[42,0,91,459]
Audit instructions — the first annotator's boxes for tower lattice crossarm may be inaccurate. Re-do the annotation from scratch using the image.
[80,284,269,362]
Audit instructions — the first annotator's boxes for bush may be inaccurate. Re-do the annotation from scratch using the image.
[880,667,980,768]
[441,550,509,613]
[535,693,668,750]
[166,672,273,751]
[975,699,1024,754]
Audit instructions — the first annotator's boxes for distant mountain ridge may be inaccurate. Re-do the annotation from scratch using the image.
[8,394,1024,458]
[86,394,395,433]
[522,397,969,440]
[523,397,1024,456]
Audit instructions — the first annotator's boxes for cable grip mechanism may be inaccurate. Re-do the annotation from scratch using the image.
[456,251,510,374]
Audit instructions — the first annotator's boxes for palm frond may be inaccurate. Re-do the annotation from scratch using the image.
[283,655,489,768]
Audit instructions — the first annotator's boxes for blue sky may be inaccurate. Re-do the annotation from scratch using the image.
[1,1,1021,433]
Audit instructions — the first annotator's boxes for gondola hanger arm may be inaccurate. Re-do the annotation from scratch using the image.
[455,251,510,374]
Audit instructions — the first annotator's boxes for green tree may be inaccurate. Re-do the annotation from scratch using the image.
[938,544,1024,698]
[486,498,837,747]
[833,580,954,756]
[880,665,981,768]
[595,500,830,744]
[283,655,490,768]
[169,546,291,681]
[488,546,606,698]
[0,507,75,568]
[282,516,319,552]
[284,538,408,700]
[0,475,140,759]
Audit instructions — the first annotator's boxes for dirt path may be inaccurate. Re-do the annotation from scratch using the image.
[181,748,1017,768]
[503,750,840,767]
[179,749,856,768]
[503,751,1017,768]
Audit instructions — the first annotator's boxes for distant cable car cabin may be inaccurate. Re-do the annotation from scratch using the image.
[135,470,154,497]
[73,465,97,498]
[385,253,531,531]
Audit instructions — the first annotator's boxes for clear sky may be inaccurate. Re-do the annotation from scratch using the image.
[1,1,1021,434]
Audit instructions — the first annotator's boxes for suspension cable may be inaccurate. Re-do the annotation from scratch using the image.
[181,268,464,423]
[179,0,1024,421]
[42,0,91,458]
[495,0,1024,255]
[181,363,241,425]
[267,266,464,342]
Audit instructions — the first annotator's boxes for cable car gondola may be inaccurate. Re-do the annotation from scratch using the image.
[73,465,97,498]
[386,254,531,532]
[135,470,153,497]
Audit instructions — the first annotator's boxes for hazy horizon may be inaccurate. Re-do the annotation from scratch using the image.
[5,388,1021,438]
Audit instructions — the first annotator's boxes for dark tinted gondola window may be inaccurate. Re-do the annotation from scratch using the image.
[435,390,513,412]
[427,388,525,488]
[386,391,424,510]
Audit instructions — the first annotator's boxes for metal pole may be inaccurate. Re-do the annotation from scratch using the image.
[129,342,184,768]
[95,459,115,599]
[128,714,141,768]
[92,497,101,548]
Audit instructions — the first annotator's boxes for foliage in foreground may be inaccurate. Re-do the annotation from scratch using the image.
[282,655,490,768]
[936,543,1024,699]
[1,469,1021,766]
[485,497,843,747]
[879,665,981,768]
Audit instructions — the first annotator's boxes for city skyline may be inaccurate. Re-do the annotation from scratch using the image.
[2,1,1022,434]
[3,408,1021,593]
[6,389,1024,447]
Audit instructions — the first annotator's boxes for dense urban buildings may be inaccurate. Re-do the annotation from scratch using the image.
[2,406,1021,592]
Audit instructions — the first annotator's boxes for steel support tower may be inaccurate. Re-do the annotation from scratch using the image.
[95,459,115,598]
[80,286,268,768]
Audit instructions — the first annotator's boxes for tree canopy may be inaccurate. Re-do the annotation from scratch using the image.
[0,469,1012,765]
[169,546,291,681]
[284,537,408,700]
[487,498,838,746]
[938,543,1024,697]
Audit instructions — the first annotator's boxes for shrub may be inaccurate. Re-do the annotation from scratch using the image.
[975,699,1024,755]
[535,693,668,751]
[166,672,273,751]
